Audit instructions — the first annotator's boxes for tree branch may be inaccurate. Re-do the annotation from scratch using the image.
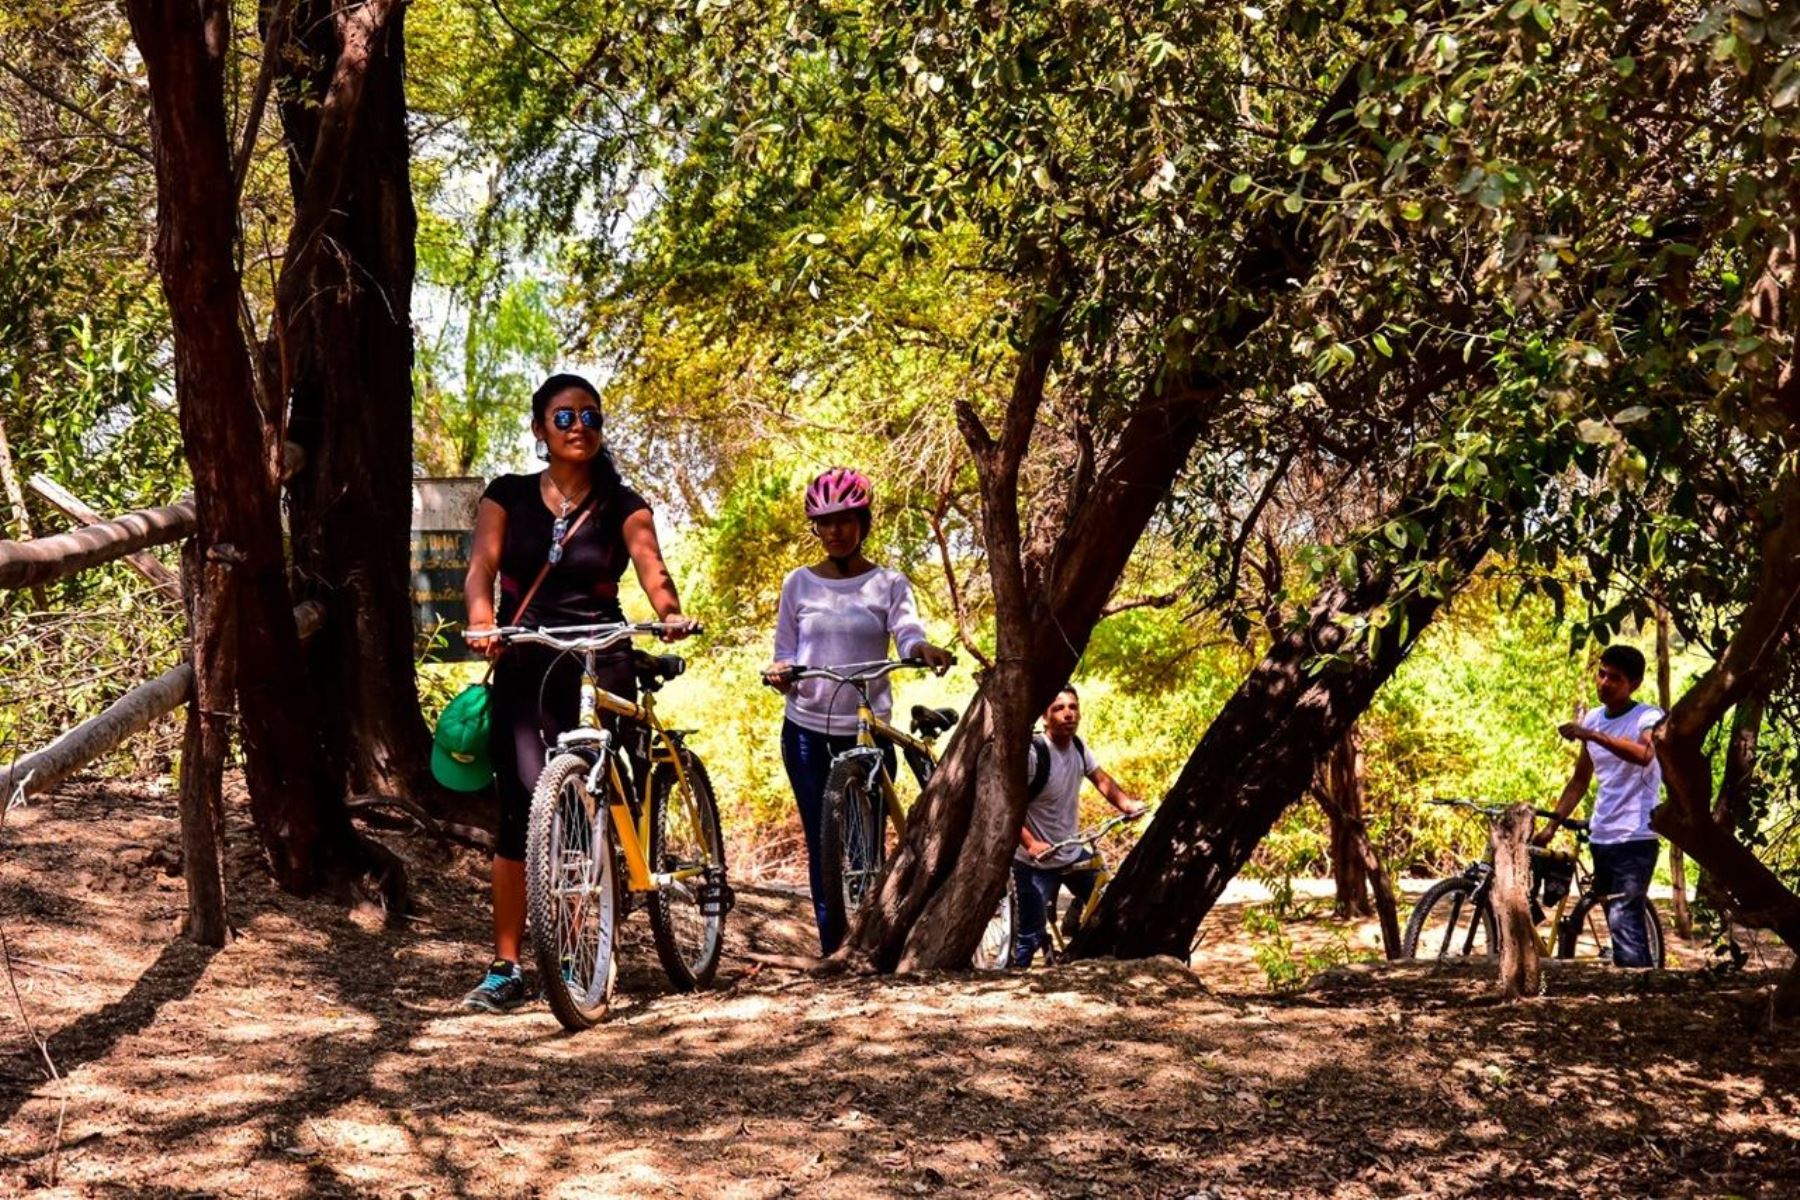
[0,61,152,164]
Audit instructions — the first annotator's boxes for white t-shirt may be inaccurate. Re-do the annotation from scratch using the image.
[772,566,928,736]
[1583,701,1665,844]
[1016,736,1099,868]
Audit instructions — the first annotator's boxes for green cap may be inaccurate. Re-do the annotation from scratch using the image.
[431,684,494,793]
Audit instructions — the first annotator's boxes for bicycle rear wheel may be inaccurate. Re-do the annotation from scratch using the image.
[1402,876,1497,962]
[1556,895,1666,968]
[647,747,728,990]
[972,874,1016,970]
[820,756,886,949]
[526,753,618,1030]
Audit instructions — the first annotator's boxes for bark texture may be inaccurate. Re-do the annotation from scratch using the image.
[273,0,442,813]
[1489,804,1541,1001]
[178,541,232,947]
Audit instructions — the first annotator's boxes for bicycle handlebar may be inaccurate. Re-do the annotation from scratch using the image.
[1030,808,1151,863]
[1430,796,1589,834]
[464,620,703,653]
[763,657,950,688]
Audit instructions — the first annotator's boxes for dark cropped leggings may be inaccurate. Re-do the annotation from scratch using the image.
[489,644,636,861]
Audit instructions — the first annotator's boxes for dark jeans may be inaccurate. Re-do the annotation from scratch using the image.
[1011,860,1099,967]
[780,719,895,954]
[1591,838,1660,968]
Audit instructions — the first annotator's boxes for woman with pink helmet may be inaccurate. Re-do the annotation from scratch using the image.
[764,468,953,952]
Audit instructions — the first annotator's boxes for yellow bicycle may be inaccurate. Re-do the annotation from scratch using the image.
[1010,810,1149,966]
[481,621,732,1030]
[773,658,960,950]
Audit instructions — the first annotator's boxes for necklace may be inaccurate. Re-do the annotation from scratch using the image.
[546,472,589,517]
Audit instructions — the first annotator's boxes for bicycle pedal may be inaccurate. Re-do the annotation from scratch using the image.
[698,868,736,917]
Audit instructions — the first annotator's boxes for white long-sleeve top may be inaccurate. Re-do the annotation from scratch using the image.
[773,565,929,736]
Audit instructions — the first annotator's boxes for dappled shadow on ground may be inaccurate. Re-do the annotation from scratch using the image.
[0,782,1796,1197]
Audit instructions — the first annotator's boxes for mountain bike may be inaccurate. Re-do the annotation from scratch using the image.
[769,659,990,958]
[477,621,733,1030]
[1403,797,1665,968]
[1011,809,1149,966]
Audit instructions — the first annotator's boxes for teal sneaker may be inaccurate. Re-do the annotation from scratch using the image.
[460,960,528,1013]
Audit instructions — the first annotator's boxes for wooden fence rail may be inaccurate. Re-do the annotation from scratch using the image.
[0,500,196,590]
[0,601,323,804]
[3,458,319,947]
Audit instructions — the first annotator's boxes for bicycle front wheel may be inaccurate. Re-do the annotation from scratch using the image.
[972,874,1017,970]
[820,757,886,949]
[1403,876,1497,962]
[1556,894,1666,968]
[526,753,618,1030]
[648,747,728,990]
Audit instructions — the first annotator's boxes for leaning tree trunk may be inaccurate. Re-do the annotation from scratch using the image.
[1314,725,1404,957]
[126,0,404,903]
[1070,498,1495,961]
[1650,470,1800,1016]
[273,0,448,819]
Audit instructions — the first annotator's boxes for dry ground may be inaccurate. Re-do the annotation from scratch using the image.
[1,781,1796,1198]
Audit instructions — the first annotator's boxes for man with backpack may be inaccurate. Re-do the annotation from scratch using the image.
[1011,685,1147,966]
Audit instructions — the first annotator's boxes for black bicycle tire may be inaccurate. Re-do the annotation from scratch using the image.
[526,753,617,1031]
[820,756,885,950]
[1402,876,1498,961]
[1555,894,1667,968]
[647,748,728,990]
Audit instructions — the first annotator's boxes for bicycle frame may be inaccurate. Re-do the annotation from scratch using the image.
[476,621,709,900]
[842,699,938,834]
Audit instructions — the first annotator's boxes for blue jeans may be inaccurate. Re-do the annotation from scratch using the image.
[1011,860,1099,967]
[780,719,894,953]
[1591,839,1660,968]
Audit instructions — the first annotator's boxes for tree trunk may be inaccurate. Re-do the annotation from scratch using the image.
[1320,727,1373,918]
[273,0,443,816]
[178,541,231,947]
[1656,603,1692,938]
[1650,471,1800,1017]
[1313,726,1404,958]
[124,0,404,905]
[1071,498,1494,960]
[1489,804,1541,1001]
[842,370,1215,971]
[1715,689,1765,831]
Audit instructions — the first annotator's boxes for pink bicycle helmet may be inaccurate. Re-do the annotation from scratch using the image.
[804,467,874,518]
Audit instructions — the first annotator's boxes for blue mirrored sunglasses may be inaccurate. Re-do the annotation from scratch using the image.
[550,408,603,432]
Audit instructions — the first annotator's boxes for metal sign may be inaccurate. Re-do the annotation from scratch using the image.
[411,477,486,662]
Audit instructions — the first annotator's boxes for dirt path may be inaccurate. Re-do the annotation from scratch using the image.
[1,783,1796,1197]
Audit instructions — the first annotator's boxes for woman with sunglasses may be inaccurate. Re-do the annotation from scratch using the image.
[458,372,694,1013]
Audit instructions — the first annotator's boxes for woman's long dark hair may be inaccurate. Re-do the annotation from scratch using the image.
[531,372,622,505]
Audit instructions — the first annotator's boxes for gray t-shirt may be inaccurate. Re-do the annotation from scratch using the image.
[1016,736,1099,868]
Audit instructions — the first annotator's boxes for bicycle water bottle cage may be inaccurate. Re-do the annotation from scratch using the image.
[699,866,736,917]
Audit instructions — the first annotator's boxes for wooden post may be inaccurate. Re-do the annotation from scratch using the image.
[1657,604,1692,938]
[0,418,50,608]
[178,541,231,945]
[28,474,183,603]
[1491,804,1542,1000]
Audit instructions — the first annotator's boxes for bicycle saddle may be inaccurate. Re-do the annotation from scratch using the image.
[910,705,959,737]
[632,651,686,687]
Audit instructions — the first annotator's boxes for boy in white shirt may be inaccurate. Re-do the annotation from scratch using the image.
[1534,644,1665,967]
[1011,686,1145,966]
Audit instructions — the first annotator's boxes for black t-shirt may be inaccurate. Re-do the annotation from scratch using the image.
[481,473,650,626]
